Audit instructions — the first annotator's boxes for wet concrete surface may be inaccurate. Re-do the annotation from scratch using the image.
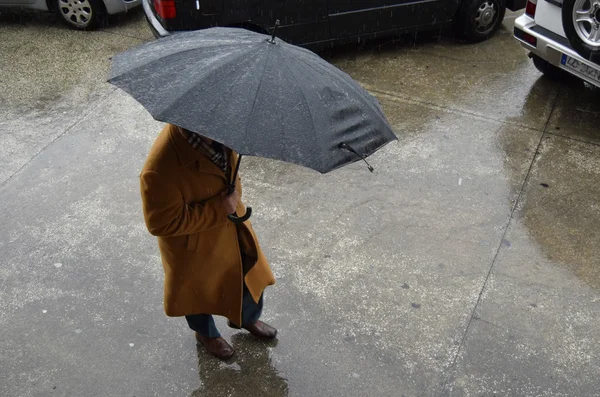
[1,9,599,397]
[0,8,149,184]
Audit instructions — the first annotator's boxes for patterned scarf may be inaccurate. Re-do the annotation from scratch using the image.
[181,128,228,173]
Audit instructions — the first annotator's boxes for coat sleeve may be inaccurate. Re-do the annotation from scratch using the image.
[140,170,228,237]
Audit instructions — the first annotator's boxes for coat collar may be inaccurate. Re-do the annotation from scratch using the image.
[168,124,237,183]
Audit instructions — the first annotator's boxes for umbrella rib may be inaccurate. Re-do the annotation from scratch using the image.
[290,49,387,120]
[241,44,271,147]
[280,52,323,172]
[200,49,268,148]
[109,44,244,81]
[156,45,264,121]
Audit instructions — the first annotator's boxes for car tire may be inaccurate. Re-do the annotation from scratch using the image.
[456,0,507,42]
[562,0,600,63]
[54,0,104,30]
[531,54,572,80]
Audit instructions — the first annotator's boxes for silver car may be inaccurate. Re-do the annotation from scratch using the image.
[514,0,600,88]
[0,0,141,29]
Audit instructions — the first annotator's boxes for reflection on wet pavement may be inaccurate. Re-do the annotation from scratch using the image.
[519,136,600,289]
[548,82,600,145]
[1,9,600,397]
[191,335,288,397]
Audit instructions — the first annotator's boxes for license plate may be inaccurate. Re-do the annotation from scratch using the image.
[561,54,600,84]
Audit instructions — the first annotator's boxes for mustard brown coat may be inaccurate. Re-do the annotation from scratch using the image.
[140,124,275,325]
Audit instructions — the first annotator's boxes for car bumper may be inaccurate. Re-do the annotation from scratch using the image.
[514,14,600,88]
[143,0,171,37]
[104,0,142,15]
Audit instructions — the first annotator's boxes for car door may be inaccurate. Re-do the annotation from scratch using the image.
[224,0,330,45]
[277,0,330,44]
[0,0,36,5]
[327,0,449,39]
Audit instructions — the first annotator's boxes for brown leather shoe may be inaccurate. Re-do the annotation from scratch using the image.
[195,333,235,360]
[228,320,278,340]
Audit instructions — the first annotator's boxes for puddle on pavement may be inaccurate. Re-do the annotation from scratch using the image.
[548,82,600,145]
[487,78,600,290]
[518,136,600,290]
[341,35,600,292]
[190,334,288,397]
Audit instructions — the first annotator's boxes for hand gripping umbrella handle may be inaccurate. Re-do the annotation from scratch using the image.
[227,154,252,224]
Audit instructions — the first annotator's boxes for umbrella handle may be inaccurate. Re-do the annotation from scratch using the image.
[226,154,252,224]
[228,207,253,224]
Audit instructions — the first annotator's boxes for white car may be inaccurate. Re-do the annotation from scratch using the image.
[0,0,141,29]
[514,0,600,87]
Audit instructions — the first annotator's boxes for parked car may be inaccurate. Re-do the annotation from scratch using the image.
[0,0,141,29]
[144,0,527,46]
[514,0,600,87]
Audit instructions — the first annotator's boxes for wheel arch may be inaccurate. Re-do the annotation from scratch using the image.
[48,0,107,15]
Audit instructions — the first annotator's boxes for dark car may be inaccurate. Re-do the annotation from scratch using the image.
[144,0,526,45]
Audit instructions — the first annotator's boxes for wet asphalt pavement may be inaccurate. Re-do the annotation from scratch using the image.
[1,8,599,397]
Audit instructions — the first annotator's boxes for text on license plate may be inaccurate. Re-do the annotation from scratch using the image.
[561,54,600,83]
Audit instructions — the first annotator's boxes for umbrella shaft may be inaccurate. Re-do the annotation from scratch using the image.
[229,154,243,194]
[269,20,281,44]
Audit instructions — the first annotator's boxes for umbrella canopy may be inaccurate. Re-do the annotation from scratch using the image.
[108,27,396,174]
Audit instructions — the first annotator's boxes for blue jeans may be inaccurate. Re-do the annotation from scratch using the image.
[185,285,263,338]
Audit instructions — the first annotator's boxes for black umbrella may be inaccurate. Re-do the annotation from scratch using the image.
[109,24,397,223]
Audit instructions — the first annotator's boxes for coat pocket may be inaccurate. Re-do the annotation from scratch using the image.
[186,233,199,251]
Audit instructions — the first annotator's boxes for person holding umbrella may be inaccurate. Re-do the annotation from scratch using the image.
[140,124,277,360]
[110,25,396,361]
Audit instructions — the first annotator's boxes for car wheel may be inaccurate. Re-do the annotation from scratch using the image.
[562,0,600,62]
[456,0,507,42]
[531,54,572,80]
[54,0,104,30]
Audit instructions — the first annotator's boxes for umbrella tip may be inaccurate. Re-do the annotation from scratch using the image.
[340,142,375,173]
